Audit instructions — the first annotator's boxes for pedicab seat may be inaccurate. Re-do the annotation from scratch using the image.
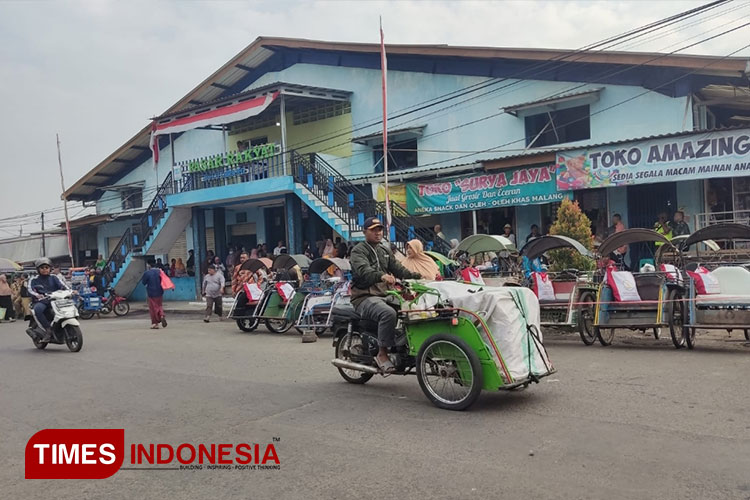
[538,280,577,305]
[695,267,750,308]
[606,274,662,311]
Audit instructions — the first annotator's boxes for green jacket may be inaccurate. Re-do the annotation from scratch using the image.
[350,241,421,306]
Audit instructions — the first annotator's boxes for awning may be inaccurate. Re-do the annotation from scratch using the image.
[502,87,603,117]
[352,126,425,146]
[0,235,70,264]
[152,92,279,137]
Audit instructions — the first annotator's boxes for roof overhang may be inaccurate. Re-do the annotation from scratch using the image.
[483,151,557,171]
[352,125,426,146]
[503,87,603,117]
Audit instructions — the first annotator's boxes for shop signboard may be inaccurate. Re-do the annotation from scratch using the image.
[557,128,750,190]
[406,165,570,215]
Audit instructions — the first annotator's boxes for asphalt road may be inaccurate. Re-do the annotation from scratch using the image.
[1,316,749,500]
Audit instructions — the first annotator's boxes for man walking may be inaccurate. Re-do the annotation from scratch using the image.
[202,265,225,323]
[141,260,167,330]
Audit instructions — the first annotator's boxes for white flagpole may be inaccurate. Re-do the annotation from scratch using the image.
[56,134,75,268]
[380,17,392,232]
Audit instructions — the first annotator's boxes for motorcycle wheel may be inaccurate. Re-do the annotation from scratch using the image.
[113,301,130,316]
[265,318,292,333]
[100,303,112,315]
[78,306,95,320]
[335,332,374,384]
[416,334,482,411]
[236,318,259,332]
[32,337,48,350]
[64,325,83,352]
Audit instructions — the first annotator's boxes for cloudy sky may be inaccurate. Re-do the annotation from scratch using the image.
[1,0,749,236]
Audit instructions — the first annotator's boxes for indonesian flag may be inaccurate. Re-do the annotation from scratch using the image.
[149,91,279,167]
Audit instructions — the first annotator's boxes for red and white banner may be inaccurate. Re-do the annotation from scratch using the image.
[149,91,279,165]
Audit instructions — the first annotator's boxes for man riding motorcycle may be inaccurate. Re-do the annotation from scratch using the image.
[350,217,422,374]
[28,257,70,341]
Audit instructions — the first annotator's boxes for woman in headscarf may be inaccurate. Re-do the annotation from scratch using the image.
[401,240,440,280]
[0,274,14,322]
[174,258,187,277]
[447,238,460,259]
[322,239,335,258]
[249,248,259,259]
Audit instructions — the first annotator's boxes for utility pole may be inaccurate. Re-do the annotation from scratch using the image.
[41,212,46,256]
[57,134,75,268]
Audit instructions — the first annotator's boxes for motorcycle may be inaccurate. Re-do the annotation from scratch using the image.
[25,290,84,352]
[100,287,130,316]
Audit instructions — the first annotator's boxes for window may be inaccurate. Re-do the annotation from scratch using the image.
[374,139,418,172]
[525,105,590,148]
[293,102,351,126]
[121,188,142,210]
[237,136,269,152]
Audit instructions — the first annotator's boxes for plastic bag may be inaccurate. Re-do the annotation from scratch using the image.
[275,282,295,302]
[531,272,556,301]
[159,269,175,291]
[687,266,720,295]
[243,283,262,302]
[460,267,484,285]
[606,268,641,302]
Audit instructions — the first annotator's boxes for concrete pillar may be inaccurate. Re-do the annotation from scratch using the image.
[192,207,206,295]
[214,207,227,261]
[285,194,302,253]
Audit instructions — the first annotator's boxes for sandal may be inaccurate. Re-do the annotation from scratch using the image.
[150,324,159,329]
[374,356,396,377]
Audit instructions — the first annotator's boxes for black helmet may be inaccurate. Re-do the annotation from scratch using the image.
[34,257,52,269]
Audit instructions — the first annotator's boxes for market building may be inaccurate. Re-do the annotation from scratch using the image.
[63,37,750,299]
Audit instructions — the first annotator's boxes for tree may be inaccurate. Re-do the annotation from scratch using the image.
[547,198,594,271]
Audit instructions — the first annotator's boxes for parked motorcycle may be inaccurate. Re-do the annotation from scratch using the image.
[100,287,130,316]
[25,290,84,352]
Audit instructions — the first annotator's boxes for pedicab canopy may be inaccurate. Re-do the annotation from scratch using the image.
[455,235,517,256]
[679,223,750,249]
[239,258,271,273]
[290,254,312,270]
[308,257,351,275]
[670,235,720,252]
[598,228,674,257]
[272,254,302,271]
[519,235,592,260]
[424,251,457,267]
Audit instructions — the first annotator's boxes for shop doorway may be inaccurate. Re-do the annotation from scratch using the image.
[574,189,607,239]
[476,207,516,238]
[627,181,677,268]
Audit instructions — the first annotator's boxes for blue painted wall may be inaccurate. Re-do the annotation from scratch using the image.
[129,276,197,301]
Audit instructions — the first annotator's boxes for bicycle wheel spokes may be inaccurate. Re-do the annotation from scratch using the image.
[420,341,473,405]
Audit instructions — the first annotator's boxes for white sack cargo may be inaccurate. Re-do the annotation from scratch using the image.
[424,281,554,383]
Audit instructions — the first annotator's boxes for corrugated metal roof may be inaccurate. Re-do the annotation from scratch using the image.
[502,87,603,115]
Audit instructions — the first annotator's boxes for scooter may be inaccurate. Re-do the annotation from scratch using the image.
[25,290,84,352]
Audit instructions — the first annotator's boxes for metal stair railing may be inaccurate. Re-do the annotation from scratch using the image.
[102,172,174,284]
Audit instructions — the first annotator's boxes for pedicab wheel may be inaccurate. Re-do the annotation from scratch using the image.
[685,326,697,349]
[236,318,259,332]
[113,301,130,316]
[64,325,83,352]
[577,291,597,345]
[78,306,94,320]
[334,332,374,384]
[416,334,482,411]
[596,326,615,346]
[32,337,48,350]
[667,289,685,349]
[265,318,292,333]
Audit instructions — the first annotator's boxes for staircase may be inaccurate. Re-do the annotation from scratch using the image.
[103,173,191,296]
[291,152,452,254]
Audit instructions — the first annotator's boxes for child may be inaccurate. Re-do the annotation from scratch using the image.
[202,265,225,323]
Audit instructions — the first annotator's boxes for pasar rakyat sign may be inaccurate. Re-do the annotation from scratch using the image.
[406,165,570,215]
[556,128,750,190]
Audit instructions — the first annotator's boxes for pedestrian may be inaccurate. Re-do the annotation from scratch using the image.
[0,274,14,322]
[260,243,269,257]
[202,265,225,323]
[11,274,30,320]
[141,260,167,330]
[186,249,195,276]
[434,224,446,241]
[95,254,107,270]
[336,242,348,259]
[174,258,187,277]
[503,224,516,246]
[525,224,541,243]
[323,238,335,257]
[169,259,177,277]
[448,238,460,259]
[212,256,226,276]
[225,246,238,271]
[671,210,691,236]
[231,252,252,295]
[402,239,440,279]
[606,213,628,265]
[250,247,259,259]
[273,240,286,256]
[654,212,672,247]
[316,240,325,259]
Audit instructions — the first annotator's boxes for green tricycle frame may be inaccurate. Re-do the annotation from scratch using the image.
[332,282,554,411]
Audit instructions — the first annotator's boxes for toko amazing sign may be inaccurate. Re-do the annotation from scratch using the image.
[406,165,570,214]
[556,128,750,190]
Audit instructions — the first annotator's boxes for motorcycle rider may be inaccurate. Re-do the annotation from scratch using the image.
[350,217,422,374]
[28,257,70,341]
